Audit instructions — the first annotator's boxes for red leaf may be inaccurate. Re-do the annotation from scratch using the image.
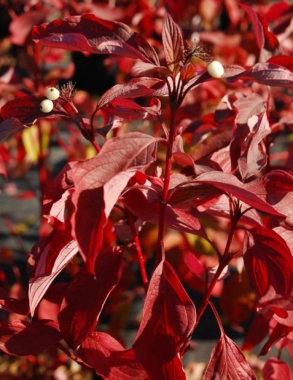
[260,323,293,356]
[70,132,159,274]
[58,246,124,348]
[133,260,196,380]
[227,62,293,87]
[0,118,25,141]
[43,161,77,215]
[0,95,66,125]
[32,14,159,65]
[122,187,206,237]
[243,227,293,297]
[259,170,293,228]
[78,332,146,380]
[0,319,61,356]
[29,232,79,316]
[230,93,269,179]
[241,313,270,351]
[240,4,264,51]
[263,358,293,380]
[240,4,280,61]
[36,283,68,321]
[9,8,51,46]
[267,55,293,72]
[203,333,256,380]
[162,14,184,73]
[97,77,165,109]
[238,112,270,180]
[258,288,293,327]
[194,171,283,217]
[96,98,162,137]
[0,297,29,316]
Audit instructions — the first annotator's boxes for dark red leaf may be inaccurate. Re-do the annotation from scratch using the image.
[243,227,293,297]
[133,260,196,380]
[122,187,207,237]
[203,333,256,380]
[162,14,184,73]
[168,183,221,207]
[96,98,161,137]
[59,246,123,348]
[36,283,68,321]
[263,358,293,380]
[32,14,159,65]
[241,313,270,351]
[191,131,231,162]
[42,161,77,215]
[97,77,165,109]
[78,332,146,380]
[0,118,25,141]
[0,319,61,356]
[0,95,66,125]
[0,297,29,316]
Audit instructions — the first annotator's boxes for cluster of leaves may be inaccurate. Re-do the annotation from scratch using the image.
[1,1,293,379]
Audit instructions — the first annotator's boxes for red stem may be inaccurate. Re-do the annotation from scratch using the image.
[127,212,149,291]
[156,104,177,262]
[195,261,227,326]
[194,208,239,329]
[63,102,101,153]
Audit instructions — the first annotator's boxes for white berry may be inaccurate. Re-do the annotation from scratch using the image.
[45,87,60,101]
[207,60,224,78]
[40,99,54,113]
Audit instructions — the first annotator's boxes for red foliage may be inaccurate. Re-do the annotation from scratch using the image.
[0,1,293,379]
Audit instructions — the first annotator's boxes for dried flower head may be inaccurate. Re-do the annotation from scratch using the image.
[183,39,213,64]
[59,81,77,102]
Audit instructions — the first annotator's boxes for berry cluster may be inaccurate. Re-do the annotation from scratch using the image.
[40,87,60,113]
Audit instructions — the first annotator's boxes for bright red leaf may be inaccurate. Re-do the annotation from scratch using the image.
[78,332,146,380]
[267,55,293,72]
[133,260,196,380]
[263,358,293,380]
[29,232,79,316]
[260,322,293,356]
[243,227,293,297]
[58,246,123,348]
[203,333,256,380]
